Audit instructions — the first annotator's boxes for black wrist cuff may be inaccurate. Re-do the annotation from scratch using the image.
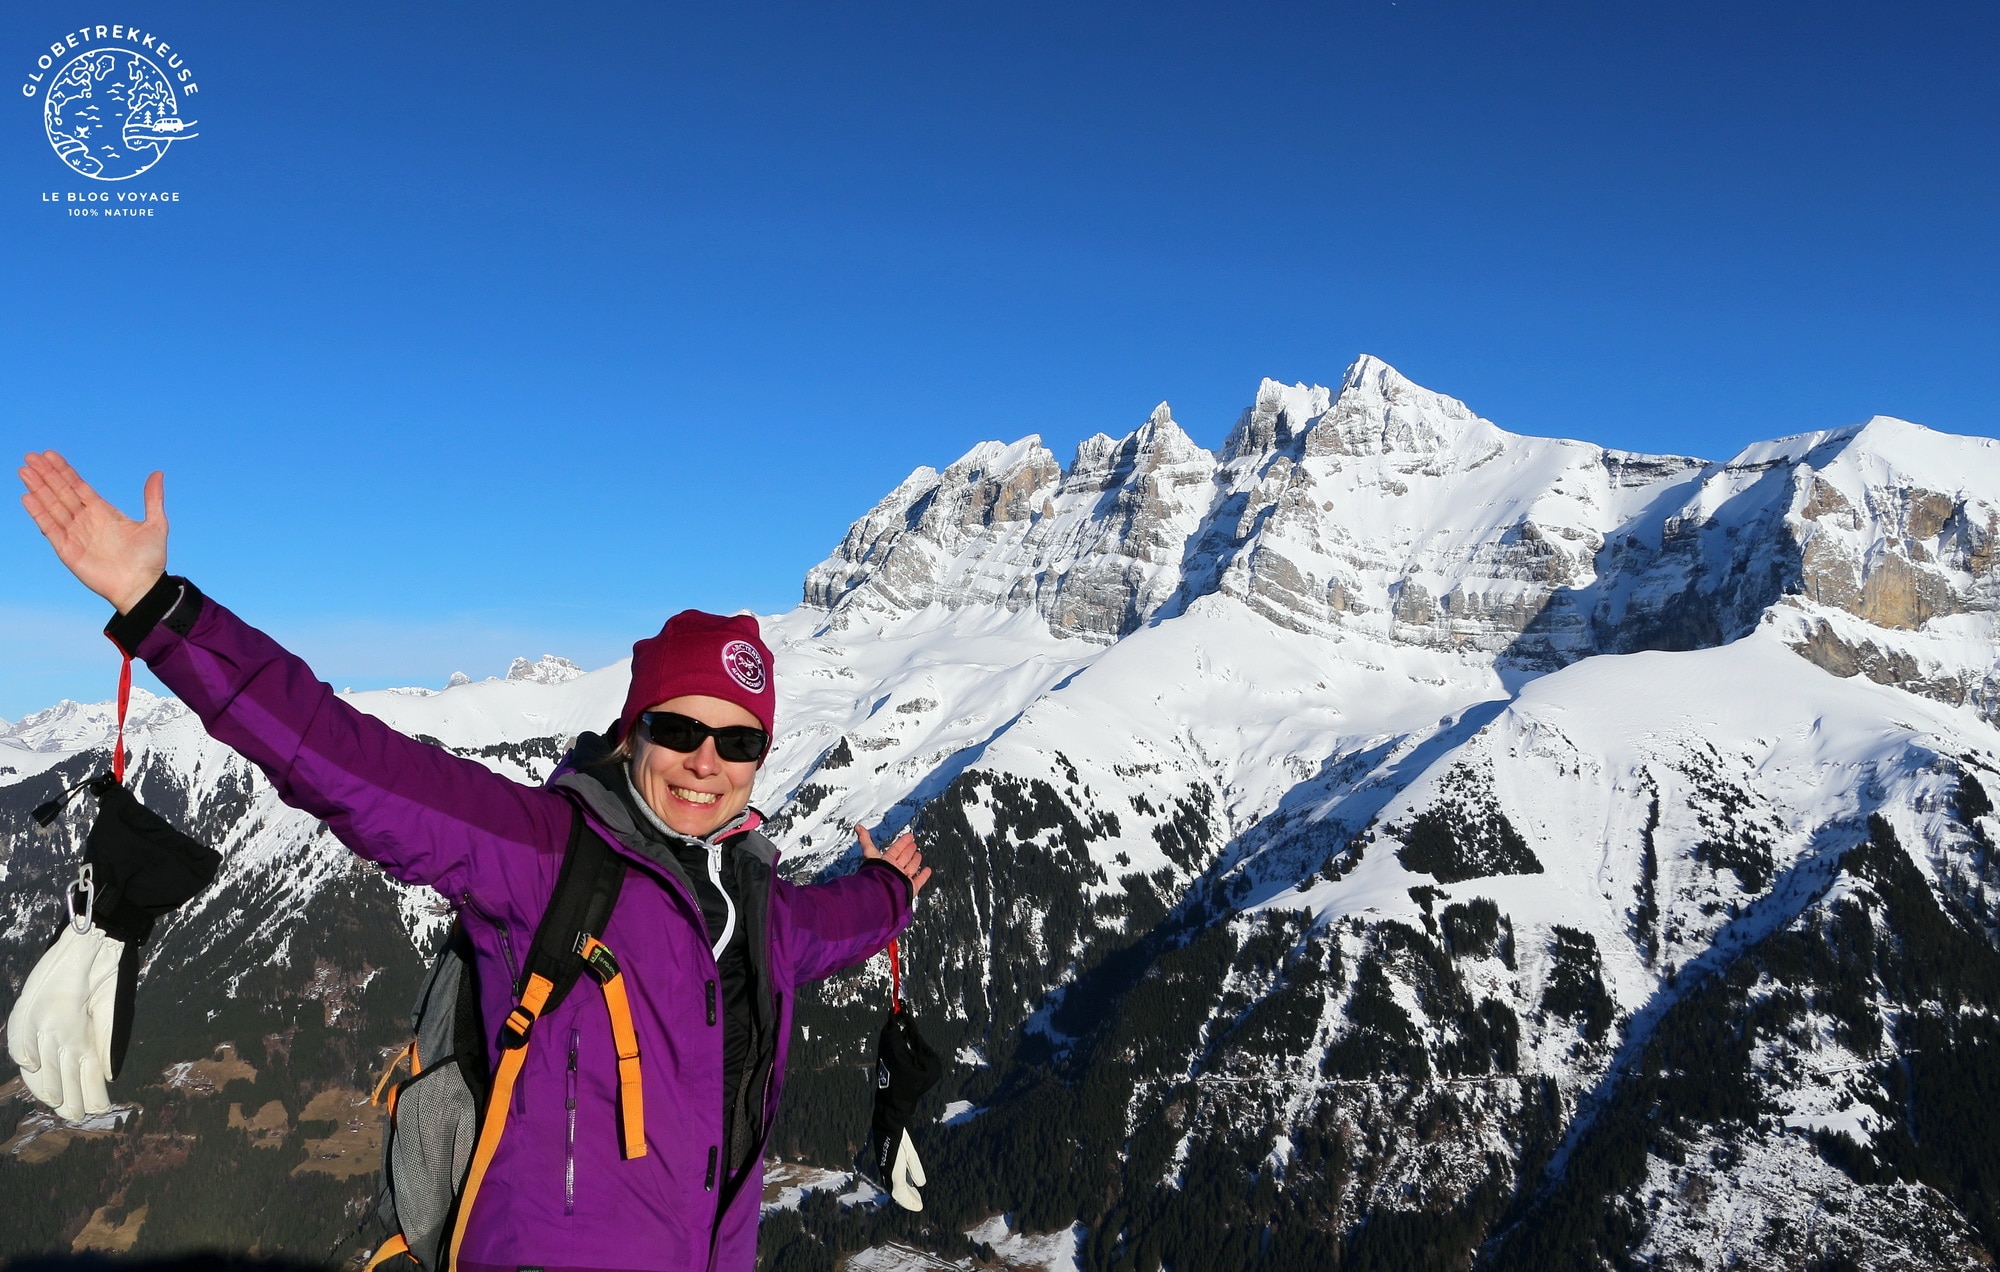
[90,895,158,946]
[860,856,915,906]
[105,575,203,655]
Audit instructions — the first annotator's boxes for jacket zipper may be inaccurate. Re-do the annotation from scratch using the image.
[702,836,733,1181]
[460,890,521,983]
[763,992,784,1120]
[566,1028,579,1216]
[705,840,736,962]
[463,890,523,1113]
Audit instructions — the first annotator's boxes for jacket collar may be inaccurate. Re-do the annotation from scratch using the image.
[549,732,775,868]
[619,766,767,851]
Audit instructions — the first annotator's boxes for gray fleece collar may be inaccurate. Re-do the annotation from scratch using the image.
[552,764,775,867]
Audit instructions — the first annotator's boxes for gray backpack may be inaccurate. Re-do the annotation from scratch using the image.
[361,806,627,1270]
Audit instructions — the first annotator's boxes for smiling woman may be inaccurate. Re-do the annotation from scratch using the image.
[13,449,934,1272]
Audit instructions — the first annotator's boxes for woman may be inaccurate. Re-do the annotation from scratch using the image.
[16,451,931,1271]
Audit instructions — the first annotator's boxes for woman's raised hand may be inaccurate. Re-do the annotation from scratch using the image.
[19,452,167,615]
[858,824,933,898]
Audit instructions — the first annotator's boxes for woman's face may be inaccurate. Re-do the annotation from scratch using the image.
[629,693,762,838]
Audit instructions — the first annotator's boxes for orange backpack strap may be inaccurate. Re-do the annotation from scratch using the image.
[448,971,555,1268]
[363,1232,413,1270]
[444,804,628,1259]
[370,1041,415,1109]
[578,934,646,1159]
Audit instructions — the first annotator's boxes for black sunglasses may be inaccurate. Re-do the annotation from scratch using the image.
[639,711,770,763]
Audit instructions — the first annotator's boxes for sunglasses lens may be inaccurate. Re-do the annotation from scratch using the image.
[643,713,705,752]
[715,729,769,763]
[642,713,767,762]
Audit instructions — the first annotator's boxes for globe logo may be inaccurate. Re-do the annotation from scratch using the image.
[44,47,197,181]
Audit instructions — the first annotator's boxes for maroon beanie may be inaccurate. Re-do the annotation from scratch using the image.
[618,610,776,744]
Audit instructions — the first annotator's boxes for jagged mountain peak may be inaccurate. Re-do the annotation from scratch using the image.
[505,654,585,685]
[801,396,1225,636]
[1253,376,1334,424]
[1220,378,1331,460]
[1216,356,1499,465]
[1067,409,1205,490]
[938,435,1057,484]
[1321,353,1492,455]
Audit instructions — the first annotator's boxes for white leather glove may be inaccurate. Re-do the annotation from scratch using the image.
[888,1128,927,1211]
[6,924,124,1120]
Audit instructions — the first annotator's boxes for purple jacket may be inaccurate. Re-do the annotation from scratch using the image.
[110,578,911,1271]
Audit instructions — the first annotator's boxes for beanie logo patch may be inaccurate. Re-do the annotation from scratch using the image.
[721,639,767,694]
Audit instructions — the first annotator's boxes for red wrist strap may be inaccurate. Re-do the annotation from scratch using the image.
[888,938,902,1013]
[106,637,133,784]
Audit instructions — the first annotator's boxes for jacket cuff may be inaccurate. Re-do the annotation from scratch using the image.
[860,855,916,908]
[105,575,204,656]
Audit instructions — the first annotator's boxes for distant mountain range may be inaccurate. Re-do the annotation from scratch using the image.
[6,356,2000,1270]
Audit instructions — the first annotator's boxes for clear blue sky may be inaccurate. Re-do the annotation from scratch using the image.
[3,1,1996,718]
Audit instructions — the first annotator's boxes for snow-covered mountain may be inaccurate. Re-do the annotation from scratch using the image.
[6,355,2000,1269]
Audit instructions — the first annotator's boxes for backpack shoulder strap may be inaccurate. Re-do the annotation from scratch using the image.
[518,800,627,1018]
[448,801,629,1268]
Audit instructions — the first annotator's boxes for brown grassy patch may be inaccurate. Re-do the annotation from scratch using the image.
[294,1087,384,1179]
[228,1098,291,1148]
[161,1042,258,1093]
[71,1203,147,1252]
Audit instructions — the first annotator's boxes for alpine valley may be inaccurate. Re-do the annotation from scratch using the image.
[7,356,2000,1271]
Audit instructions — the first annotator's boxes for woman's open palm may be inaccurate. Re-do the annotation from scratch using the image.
[858,824,933,898]
[19,451,167,614]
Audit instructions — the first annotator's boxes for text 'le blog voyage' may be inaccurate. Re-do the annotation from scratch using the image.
[44,190,182,217]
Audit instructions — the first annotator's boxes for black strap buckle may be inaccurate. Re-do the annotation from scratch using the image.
[500,1004,537,1049]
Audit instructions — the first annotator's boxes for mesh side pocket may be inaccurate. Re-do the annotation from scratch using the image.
[388,1060,479,1271]
[413,935,470,1073]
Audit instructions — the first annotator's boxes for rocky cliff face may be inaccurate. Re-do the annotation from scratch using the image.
[808,357,2000,717]
[803,405,1219,641]
[1766,419,2000,724]
[6,357,2000,1271]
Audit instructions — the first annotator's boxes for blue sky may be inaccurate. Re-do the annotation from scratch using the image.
[3,1,1996,718]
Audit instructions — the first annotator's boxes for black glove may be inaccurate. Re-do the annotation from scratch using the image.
[862,1003,942,1211]
[29,775,220,1077]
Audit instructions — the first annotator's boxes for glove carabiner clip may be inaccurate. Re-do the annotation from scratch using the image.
[66,863,95,935]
